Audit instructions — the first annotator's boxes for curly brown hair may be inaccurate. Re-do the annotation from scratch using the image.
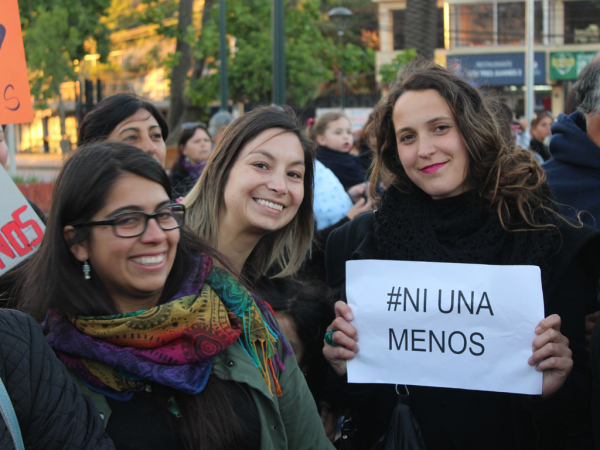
[366,59,561,231]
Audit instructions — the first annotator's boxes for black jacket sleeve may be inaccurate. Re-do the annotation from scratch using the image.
[0,309,114,450]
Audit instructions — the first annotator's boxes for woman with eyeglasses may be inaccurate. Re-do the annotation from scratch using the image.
[78,93,169,166]
[13,141,333,450]
[169,123,212,198]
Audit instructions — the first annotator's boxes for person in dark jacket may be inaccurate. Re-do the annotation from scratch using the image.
[529,111,553,161]
[544,56,600,229]
[0,308,114,450]
[169,123,211,198]
[308,112,366,190]
[322,60,600,449]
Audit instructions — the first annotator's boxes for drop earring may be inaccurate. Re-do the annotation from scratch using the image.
[83,261,91,280]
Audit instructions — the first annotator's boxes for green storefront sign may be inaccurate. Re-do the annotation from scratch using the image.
[550,51,598,80]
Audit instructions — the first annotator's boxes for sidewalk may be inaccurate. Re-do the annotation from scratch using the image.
[11,153,64,182]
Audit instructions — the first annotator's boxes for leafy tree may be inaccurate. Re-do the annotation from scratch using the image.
[186,0,373,109]
[21,0,111,153]
[378,49,417,86]
[316,0,378,94]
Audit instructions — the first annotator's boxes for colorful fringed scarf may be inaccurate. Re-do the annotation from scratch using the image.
[45,254,291,401]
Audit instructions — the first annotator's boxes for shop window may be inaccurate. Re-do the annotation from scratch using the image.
[450,1,546,48]
[392,8,445,51]
[450,3,494,47]
[564,1,600,44]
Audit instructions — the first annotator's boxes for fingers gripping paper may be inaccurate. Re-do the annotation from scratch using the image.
[346,260,544,395]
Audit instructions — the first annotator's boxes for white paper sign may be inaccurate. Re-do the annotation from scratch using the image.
[0,168,45,274]
[346,260,544,395]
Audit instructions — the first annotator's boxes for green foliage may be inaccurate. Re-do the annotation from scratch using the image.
[187,0,374,107]
[21,0,111,107]
[12,175,39,184]
[378,49,418,86]
[23,6,81,107]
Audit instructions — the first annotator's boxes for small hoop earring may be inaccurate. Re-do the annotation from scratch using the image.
[83,261,91,280]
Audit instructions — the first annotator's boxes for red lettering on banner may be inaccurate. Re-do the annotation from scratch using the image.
[12,205,43,246]
[1,221,31,256]
[0,233,16,269]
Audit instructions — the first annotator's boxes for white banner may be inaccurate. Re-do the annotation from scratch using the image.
[0,168,45,274]
[346,260,544,395]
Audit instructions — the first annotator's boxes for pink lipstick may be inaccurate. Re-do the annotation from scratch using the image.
[421,162,446,174]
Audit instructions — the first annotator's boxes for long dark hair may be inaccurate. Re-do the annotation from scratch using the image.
[17,141,248,450]
[77,93,169,146]
[184,106,316,282]
[258,277,335,408]
[170,123,211,174]
[367,59,559,231]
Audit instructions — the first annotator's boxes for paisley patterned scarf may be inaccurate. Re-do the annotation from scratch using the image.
[45,254,291,401]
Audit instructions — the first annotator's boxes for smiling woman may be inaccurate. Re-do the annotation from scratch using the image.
[12,141,333,450]
[77,93,168,166]
[322,60,600,449]
[184,106,315,282]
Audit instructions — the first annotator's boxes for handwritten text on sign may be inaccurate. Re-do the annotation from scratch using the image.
[0,0,35,124]
[346,260,544,395]
[0,169,45,274]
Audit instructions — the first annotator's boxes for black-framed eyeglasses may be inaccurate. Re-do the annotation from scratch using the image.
[73,204,186,238]
[181,122,207,130]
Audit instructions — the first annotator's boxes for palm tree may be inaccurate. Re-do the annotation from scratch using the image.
[405,0,437,60]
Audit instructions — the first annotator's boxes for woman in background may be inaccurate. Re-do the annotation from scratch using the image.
[169,123,212,197]
[78,93,168,166]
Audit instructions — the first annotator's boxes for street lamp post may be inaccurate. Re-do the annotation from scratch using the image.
[272,0,286,105]
[219,0,228,111]
[328,7,352,110]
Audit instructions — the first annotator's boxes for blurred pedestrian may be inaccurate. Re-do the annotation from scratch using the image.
[208,111,234,145]
[545,55,600,228]
[529,111,553,161]
[169,123,211,197]
[309,112,366,190]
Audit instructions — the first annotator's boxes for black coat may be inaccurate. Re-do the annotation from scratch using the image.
[169,166,197,199]
[0,309,114,450]
[326,212,600,450]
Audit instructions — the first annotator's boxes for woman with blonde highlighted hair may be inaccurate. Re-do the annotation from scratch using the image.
[184,106,315,283]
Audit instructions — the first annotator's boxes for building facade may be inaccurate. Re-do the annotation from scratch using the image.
[374,0,600,117]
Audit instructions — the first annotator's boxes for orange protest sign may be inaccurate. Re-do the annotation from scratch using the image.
[0,0,34,124]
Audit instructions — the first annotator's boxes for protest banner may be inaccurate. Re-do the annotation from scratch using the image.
[346,260,544,395]
[0,168,45,274]
[0,0,34,124]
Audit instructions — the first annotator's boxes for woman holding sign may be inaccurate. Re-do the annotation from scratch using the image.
[323,60,600,449]
[14,142,332,450]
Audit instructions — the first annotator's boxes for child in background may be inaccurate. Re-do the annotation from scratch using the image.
[310,112,366,190]
[258,277,338,442]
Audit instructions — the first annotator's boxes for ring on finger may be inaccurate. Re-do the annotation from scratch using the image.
[325,329,339,347]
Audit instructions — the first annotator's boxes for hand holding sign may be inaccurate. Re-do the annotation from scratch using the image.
[529,314,573,398]
[340,260,573,396]
[323,301,359,376]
